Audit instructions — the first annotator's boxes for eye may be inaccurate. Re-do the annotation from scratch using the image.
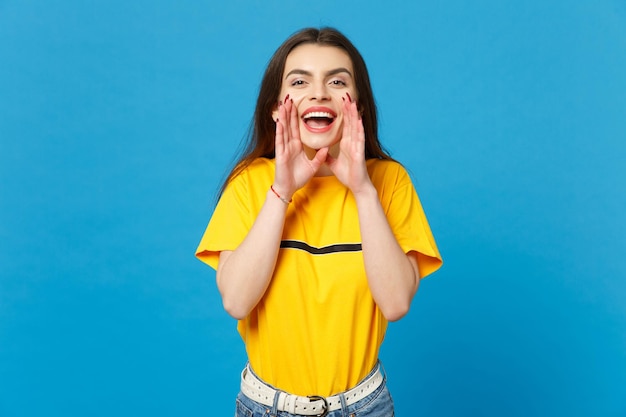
[330,79,347,86]
[290,79,306,87]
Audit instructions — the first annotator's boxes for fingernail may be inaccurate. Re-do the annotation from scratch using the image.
[346,92,352,102]
[285,94,290,102]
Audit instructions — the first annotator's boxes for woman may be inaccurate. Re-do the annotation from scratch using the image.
[196,27,442,417]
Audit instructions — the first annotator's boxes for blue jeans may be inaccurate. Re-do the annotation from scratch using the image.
[234,366,395,417]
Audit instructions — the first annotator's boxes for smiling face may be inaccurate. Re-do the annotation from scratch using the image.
[274,44,357,157]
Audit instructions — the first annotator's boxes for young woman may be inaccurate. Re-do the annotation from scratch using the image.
[196,27,442,417]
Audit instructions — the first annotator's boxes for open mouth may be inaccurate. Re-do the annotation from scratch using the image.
[302,109,337,132]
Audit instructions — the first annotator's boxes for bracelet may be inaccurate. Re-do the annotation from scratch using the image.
[270,185,292,204]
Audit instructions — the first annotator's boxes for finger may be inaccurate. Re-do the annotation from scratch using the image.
[348,102,359,151]
[350,100,359,130]
[288,98,299,141]
[342,96,352,146]
[310,147,330,170]
[275,103,286,156]
[351,103,366,158]
[355,107,365,158]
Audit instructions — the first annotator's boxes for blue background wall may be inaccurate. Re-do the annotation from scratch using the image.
[1,1,625,416]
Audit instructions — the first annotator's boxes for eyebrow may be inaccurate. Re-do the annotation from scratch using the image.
[285,67,353,79]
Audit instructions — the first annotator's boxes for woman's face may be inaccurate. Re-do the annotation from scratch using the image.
[274,44,357,156]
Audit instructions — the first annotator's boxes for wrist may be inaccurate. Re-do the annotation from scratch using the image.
[351,181,377,202]
[270,185,293,204]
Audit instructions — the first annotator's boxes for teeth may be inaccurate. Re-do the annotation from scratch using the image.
[303,111,334,119]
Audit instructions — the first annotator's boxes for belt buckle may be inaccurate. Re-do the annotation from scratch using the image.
[307,395,328,417]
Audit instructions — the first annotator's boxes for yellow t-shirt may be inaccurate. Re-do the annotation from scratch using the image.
[196,158,442,396]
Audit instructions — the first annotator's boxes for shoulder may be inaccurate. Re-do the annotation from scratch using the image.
[221,158,275,201]
[245,157,275,174]
[366,159,412,188]
[230,158,275,184]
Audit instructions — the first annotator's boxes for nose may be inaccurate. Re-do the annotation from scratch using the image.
[309,82,330,101]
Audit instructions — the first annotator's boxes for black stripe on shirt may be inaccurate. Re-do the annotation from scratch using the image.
[280,240,362,255]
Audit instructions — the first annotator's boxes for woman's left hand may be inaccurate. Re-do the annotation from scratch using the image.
[326,94,373,195]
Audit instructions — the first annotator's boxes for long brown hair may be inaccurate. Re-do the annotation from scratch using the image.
[219,27,393,196]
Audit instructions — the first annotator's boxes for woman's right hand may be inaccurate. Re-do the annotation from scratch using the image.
[273,96,328,199]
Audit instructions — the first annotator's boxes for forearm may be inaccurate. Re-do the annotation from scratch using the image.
[354,184,419,321]
[216,189,288,319]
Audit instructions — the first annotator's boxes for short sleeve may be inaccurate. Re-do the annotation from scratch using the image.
[383,165,443,279]
[195,174,254,270]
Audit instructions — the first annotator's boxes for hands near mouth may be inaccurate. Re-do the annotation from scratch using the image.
[273,93,372,202]
[273,95,330,201]
[325,94,373,196]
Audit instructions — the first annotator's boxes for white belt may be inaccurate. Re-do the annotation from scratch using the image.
[240,364,384,416]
